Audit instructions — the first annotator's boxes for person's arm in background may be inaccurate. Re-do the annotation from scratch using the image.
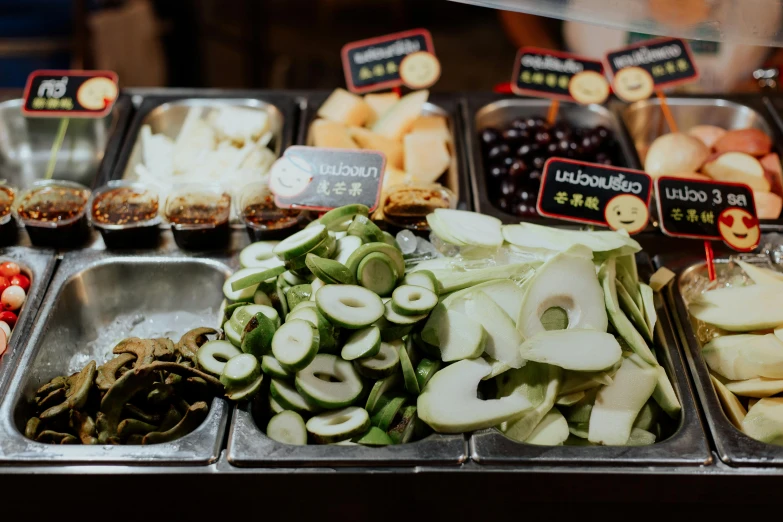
[499,11,563,51]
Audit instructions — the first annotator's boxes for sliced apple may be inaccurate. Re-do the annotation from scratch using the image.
[690,285,783,331]
[754,190,783,220]
[525,408,569,445]
[518,330,622,372]
[588,354,658,445]
[452,290,524,368]
[372,90,429,141]
[417,358,535,433]
[349,127,404,169]
[709,374,746,429]
[725,377,783,398]
[317,88,374,127]
[364,92,400,125]
[310,120,358,149]
[742,397,783,444]
[687,124,726,149]
[410,115,451,143]
[517,249,608,339]
[645,132,709,178]
[420,304,485,362]
[713,128,772,157]
[702,152,770,191]
[404,133,451,184]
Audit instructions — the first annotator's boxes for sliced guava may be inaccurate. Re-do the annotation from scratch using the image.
[518,329,622,372]
[420,304,486,362]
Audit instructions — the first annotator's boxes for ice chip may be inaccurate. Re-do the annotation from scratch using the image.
[396,229,418,255]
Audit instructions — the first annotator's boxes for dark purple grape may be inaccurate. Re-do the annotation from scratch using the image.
[501,156,515,168]
[524,117,539,129]
[553,127,569,141]
[488,165,508,179]
[528,170,542,183]
[513,201,538,217]
[535,131,552,146]
[516,143,534,159]
[532,116,547,127]
[481,128,501,147]
[546,142,558,155]
[508,160,527,177]
[532,156,545,170]
[517,189,536,203]
[511,118,528,130]
[487,143,510,161]
[496,196,511,211]
[596,125,610,140]
[594,152,609,164]
[502,128,529,145]
[557,140,571,154]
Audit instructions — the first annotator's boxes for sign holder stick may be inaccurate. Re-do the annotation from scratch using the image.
[546,99,560,125]
[704,240,717,281]
[44,118,69,180]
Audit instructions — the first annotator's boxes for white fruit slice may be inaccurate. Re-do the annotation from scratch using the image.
[725,377,783,398]
[404,133,451,184]
[349,127,404,169]
[518,330,622,372]
[517,249,608,339]
[311,120,359,149]
[652,364,681,418]
[448,290,524,368]
[432,209,503,247]
[501,223,641,257]
[416,358,535,433]
[524,408,569,446]
[703,334,783,380]
[372,90,429,141]
[710,374,746,429]
[736,260,783,287]
[625,428,657,446]
[588,355,658,445]
[754,190,783,220]
[364,92,400,125]
[703,152,770,191]
[463,279,524,322]
[639,283,657,337]
[498,362,561,442]
[432,262,538,295]
[691,285,783,331]
[410,115,451,143]
[742,397,783,444]
[421,304,486,362]
[317,88,373,126]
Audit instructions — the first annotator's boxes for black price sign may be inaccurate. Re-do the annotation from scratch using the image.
[512,47,609,105]
[537,158,652,235]
[605,38,698,102]
[270,146,386,212]
[655,177,760,252]
[22,70,119,118]
[342,29,435,94]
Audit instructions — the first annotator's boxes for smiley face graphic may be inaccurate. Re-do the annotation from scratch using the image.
[269,154,314,199]
[612,67,655,103]
[604,194,650,234]
[718,207,760,252]
[76,77,118,111]
[399,52,441,89]
[568,71,610,105]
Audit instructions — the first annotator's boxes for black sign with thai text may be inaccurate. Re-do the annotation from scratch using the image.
[22,70,118,118]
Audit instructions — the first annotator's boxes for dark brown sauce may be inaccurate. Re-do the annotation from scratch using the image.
[17,187,88,223]
[167,194,230,226]
[92,187,158,226]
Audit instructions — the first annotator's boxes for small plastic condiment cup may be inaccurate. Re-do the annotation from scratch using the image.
[90,181,162,249]
[165,184,231,251]
[0,185,18,247]
[237,182,311,241]
[15,180,91,248]
[381,183,457,232]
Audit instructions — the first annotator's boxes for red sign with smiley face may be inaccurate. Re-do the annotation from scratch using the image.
[655,177,760,252]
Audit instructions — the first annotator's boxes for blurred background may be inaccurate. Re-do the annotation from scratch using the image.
[1,0,782,92]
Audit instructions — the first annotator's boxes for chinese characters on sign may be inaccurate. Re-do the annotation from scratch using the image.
[512,48,608,105]
[537,159,652,235]
[655,177,760,252]
[22,70,119,118]
[342,29,435,93]
[270,146,386,212]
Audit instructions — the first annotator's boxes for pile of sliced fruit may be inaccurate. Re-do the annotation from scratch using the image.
[688,260,783,445]
[210,204,680,447]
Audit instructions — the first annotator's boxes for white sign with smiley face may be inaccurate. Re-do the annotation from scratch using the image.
[269,153,315,199]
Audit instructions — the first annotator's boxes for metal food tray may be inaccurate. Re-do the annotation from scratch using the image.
[465,94,640,226]
[299,91,472,212]
[228,404,468,467]
[104,91,298,190]
[662,250,783,466]
[0,247,57,396]
[0,250,231,465]
[621,95,783,231]
[0,94,133,190]
[470,253,711,466]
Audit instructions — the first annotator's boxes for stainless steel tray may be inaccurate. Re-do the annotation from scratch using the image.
[0,250,230,465]
[104,91,298,188]
[0,95,132,190]
[662,250,783,466]
[621,96,783,231]
[465,94,639,226]
[300,91,471,212]
[0,247,57,396]
[470,254,711,466]
[228,403,468,467]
